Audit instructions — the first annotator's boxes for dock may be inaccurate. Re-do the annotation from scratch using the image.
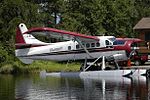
[129,62,150,69]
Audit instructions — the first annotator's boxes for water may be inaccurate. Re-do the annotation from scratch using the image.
[0,74,149,100]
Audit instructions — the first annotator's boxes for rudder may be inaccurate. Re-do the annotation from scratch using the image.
[15,23,28,44]
[15,23,34,64]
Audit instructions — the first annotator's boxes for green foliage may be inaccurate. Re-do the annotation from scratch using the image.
[0,64,14,74]
[27,61,80,72]
[58,0,140,36]
[0,60,80,74]
[0,44,12,66]
[0,0,44,68]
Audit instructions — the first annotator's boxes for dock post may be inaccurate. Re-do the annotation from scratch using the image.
[127,59,131,67]
[102,56,105,70]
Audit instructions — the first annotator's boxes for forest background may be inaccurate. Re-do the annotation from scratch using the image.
[0,0,150,73]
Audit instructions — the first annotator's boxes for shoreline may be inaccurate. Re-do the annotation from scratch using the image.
[1,60,150,75]
[0,61,80,74]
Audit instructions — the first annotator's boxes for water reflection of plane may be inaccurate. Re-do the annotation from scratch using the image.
[82,77,147,100]
[40,73,148,100]
[14,74,148,100]
[126,77,148,100]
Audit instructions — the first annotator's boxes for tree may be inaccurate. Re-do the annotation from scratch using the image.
[59,0,107,35]
[0,0,44,65]
[58,0,138,36]
[102,0,138,37]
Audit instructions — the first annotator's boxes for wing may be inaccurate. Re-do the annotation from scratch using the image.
[24,27,99,42]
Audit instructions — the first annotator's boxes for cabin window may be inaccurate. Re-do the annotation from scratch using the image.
[82,43,85,47]
[86,43,90,48]
[113,40,125,45]
[91,43,95,47]
[96,42,100,47]
[68,46,71,50]
[76,44,80,49]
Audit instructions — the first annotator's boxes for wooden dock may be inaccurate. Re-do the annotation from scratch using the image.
[126,62,150,69]
[131,65,150,69]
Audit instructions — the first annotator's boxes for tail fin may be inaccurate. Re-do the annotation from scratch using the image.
[15,23,33,64]
[16,23,28,44]
[16,23,46,45]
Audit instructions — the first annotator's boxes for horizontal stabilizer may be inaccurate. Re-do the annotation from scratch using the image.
[19,58,33,64]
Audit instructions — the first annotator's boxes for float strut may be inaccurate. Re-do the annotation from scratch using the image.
[84,56,102,71]
[114,60,120,70]
[83,57,87,71]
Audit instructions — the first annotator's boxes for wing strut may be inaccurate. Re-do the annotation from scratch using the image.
[74,37,93,58]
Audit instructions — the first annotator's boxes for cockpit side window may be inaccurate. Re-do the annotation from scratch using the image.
[105,40,112,46]
[105,40,109,45]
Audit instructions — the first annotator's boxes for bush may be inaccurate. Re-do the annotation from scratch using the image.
[0,64,14,74]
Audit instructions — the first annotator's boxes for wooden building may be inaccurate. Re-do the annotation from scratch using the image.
[133,17,150,41]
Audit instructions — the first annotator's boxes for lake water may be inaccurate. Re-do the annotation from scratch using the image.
[0,73,149,100]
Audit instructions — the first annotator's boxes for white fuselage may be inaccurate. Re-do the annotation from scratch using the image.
[15,36,127,62]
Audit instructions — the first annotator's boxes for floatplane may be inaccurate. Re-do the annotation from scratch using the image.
[15,23,148,78]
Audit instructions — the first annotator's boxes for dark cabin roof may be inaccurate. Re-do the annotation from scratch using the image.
[133,18,150,31]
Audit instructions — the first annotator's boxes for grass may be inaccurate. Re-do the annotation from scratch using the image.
[0,60,81,74]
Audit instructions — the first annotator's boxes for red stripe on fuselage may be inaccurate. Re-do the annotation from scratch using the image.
[17,47,115,57]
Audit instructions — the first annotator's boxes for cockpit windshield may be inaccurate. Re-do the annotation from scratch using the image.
[108,37,116,42]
